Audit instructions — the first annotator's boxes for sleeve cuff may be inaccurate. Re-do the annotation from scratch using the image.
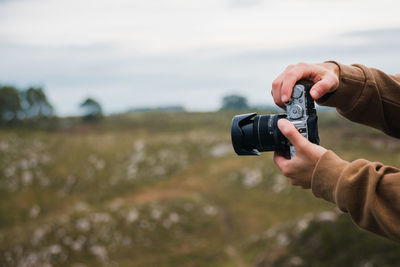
[316,61,367,113]
[311,150,349,204]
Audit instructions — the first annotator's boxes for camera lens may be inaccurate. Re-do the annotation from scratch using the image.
[231,112,289,155]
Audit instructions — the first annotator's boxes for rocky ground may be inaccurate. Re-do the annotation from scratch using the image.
[0,111,399,266]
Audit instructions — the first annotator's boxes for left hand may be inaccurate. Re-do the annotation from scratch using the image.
[273,119,327,188]
[271,62,339,109]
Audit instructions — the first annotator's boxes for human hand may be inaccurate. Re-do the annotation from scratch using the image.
[273,119,327,188]
[271,62,339,109]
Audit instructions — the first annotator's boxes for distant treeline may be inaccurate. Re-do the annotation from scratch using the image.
[0,85,54,124]
[0,85,105,125]
[127,105,185,113]
[0,85,276,127]
[220,94,278,111]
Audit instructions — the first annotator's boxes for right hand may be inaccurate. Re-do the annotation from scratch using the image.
[271,62,340,109]
[273,119,327,189]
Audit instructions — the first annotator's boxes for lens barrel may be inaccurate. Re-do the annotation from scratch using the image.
[231,113,289,156]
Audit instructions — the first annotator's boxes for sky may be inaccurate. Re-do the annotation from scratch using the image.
[1,0,400,115]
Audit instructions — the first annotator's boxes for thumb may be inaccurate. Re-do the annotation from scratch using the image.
[277,119,308,149]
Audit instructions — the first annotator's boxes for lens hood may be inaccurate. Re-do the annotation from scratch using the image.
[231,112,260,155]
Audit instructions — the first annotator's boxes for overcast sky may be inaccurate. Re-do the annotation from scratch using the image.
[1,0,400,115]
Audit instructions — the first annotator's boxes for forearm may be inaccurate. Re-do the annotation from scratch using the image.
[317,62,400,138]
[311,150,400,241]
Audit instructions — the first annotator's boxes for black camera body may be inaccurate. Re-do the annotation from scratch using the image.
[231,83,319,158]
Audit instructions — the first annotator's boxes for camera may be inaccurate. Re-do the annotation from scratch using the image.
[231,83,319,158]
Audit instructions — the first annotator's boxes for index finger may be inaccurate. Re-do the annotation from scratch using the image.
[281,63,315,102]
[271,70,290,109]
[280,68,307,102]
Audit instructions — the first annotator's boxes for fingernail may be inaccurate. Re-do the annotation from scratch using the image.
[281,95,287,102]
[277,119,286,130]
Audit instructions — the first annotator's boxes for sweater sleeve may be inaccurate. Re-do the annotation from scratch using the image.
[311,150,400,241]
[317,62,400,138]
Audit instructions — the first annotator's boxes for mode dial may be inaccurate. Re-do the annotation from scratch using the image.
[288,104,303,119]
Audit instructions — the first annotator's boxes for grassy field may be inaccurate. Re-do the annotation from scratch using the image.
[0,111,399,266]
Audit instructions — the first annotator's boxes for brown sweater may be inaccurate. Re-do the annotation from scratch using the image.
[312,62,400,241]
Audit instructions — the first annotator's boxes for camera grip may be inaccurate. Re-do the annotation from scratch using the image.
[307,114,320,145]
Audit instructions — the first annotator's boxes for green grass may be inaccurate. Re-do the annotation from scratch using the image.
[0,111,399,266]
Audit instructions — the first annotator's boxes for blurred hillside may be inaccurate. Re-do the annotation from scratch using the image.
[0,111,399,266]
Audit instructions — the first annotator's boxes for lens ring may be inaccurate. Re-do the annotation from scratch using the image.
[257,115,263,151]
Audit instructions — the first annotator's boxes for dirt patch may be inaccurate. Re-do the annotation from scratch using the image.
[121,187,193,204]
[111,158,244,206]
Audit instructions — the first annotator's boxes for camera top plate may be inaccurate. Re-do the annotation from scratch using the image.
[284,84,314,157]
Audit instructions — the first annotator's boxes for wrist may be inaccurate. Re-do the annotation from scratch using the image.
[311,150,348,204]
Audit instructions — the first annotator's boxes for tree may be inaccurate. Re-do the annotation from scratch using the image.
[0,85,54,125]
[0,86,22,123]
[220,94,249,110]
[80,97,103,121]
[22,87,54,118]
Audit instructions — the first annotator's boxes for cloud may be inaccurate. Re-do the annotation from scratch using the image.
[1,27,399,115]
[342,28,400,43]
[0,0,399,114]
[228,0,264,8]
[3,0,398,54]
